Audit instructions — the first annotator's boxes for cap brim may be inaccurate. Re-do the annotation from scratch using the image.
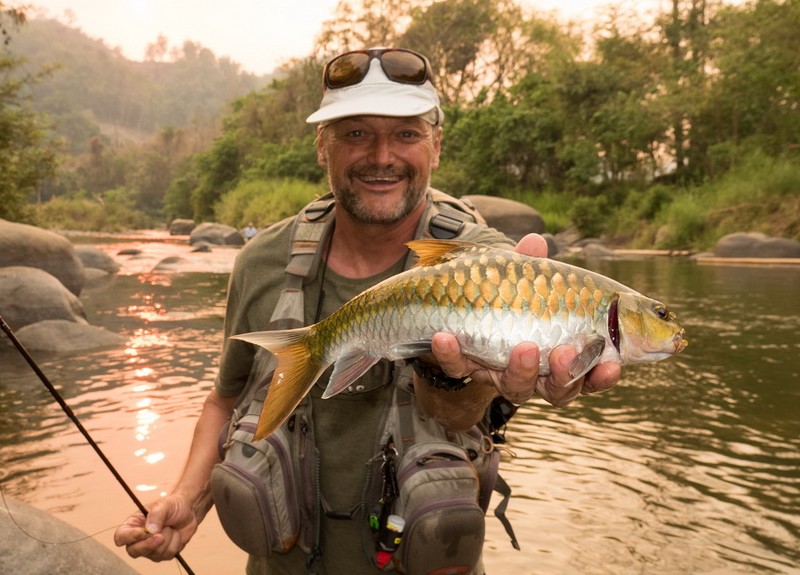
[306,82,439,124]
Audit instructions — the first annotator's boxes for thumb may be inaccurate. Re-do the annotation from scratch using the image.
[143,497,179,535]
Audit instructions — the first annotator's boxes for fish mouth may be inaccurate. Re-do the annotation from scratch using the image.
[674,331,688,353]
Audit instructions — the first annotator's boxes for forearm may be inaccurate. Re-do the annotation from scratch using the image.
[171,389,238,523]
[412,370,498,432]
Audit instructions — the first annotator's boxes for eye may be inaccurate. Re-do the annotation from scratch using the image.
[399,129,422,141]
[654,305,669,319]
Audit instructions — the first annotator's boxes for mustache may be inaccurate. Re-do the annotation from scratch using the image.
[349,166,413,179]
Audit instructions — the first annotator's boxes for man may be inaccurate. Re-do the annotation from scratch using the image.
[115,47,621,574]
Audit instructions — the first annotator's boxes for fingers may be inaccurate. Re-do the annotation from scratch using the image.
[113,496,196,562]
[114,512,172,561]
[113,513,149,547]
[430,332,475,378]
[582,361,621,394]
[498,342,539,404]
[535,346,585,407]
[537,346,622,407]
[514,233,549,258]
[429,333,622,408]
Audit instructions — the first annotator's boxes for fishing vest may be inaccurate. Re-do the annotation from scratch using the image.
[211,189,519,574]
[267,188,488,331]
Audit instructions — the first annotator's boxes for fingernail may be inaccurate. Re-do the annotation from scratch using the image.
[521,349,537,371]
[145,522,159,535]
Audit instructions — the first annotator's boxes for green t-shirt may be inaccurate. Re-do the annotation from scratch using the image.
[215,193,514,575]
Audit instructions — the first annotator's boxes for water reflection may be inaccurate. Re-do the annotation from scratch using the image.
[1,248,798,574]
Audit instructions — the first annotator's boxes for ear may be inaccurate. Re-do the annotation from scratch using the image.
[316,126,327,168]
[430,127,443,170]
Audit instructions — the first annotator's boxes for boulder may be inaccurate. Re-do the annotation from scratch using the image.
[74,245,120,274]
[580,242,616,258]
[0,497,139,575]
[169,218,197,235]
[191,242,213,253]
[189,222,245,246]
[15,319,126,352]
[461,195,546,241]
[0,267,87,330]
[153,255,188,271]
[0,219,85,295]
[714,232,800,258]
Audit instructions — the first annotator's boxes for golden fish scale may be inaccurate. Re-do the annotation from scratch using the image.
[310,250,613,358]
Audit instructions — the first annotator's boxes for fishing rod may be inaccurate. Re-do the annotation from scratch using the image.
[0,313,196,575]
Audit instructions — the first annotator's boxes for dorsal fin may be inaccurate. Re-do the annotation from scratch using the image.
[406,239,480,267]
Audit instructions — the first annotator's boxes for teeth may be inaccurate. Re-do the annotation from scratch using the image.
[360,175,401,182]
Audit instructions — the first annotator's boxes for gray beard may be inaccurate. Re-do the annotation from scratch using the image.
[329,172,428,225]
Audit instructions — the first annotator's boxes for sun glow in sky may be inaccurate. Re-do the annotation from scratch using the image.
[27,0,655,76]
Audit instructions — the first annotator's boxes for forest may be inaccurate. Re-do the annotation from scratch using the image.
[1,0,798,250]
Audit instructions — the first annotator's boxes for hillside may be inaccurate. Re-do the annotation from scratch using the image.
[9,18,270,153]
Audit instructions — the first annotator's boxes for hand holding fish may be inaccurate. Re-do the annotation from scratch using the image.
[413,234,622,430]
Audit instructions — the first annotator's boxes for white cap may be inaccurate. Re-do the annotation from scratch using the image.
[306,58,444,126]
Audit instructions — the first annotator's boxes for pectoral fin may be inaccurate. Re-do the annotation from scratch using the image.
[322,351,382,399]
[389,340,433,358]
[566,335,606,383]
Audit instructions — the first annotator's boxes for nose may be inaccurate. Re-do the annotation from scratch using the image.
[368,134,395,166]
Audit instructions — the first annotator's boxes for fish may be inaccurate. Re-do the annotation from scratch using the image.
[233,239,687,440]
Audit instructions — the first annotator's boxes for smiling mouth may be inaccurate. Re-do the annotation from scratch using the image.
[358,174,404,184]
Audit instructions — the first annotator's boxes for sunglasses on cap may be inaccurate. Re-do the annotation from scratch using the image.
[323,48,433,91]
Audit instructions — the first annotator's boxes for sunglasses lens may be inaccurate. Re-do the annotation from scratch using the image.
[326,53,371,89]
[381,51,428,84]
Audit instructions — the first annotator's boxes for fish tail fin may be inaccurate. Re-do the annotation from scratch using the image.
[232,328,326,440]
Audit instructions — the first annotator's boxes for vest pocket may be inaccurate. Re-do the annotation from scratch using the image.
[211,423,300,557]
[393,442,485,575]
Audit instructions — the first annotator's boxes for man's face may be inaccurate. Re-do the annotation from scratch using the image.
[317,115,442,225]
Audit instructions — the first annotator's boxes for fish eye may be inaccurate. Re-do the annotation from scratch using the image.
[654,305,669,319]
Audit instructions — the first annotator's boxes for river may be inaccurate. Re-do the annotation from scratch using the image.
[1,234,798,575]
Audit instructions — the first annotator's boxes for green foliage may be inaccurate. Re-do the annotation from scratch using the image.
[164,160,200,221]
[192,134,241,220]
[34,188,155,231]
[612,153,800,250]
[248,134,324,182]
[569,195,610,239]
[0,8,59,222]
[214,179,324,228]
[509,189,574,233]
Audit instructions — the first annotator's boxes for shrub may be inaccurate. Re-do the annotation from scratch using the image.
[214,178,325,228]
[570,195,609,238]
[34,189,154,231]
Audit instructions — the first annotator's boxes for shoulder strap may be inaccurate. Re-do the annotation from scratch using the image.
[268,195,336,330]
[423,188,486,240]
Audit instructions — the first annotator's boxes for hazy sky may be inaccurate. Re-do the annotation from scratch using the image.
[28,0,651,75]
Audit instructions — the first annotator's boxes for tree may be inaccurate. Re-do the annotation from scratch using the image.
[0,4,59,221]
[317,0,419,55]
[700,0,800,170]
